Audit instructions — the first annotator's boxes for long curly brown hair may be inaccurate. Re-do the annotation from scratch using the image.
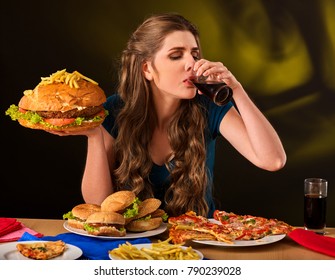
[113,13,209,217]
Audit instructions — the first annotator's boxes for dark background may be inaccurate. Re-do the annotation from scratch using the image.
[1,0,334,227]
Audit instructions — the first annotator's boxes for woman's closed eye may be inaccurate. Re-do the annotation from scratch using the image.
[169,53,200,61]
[170,54,182,60]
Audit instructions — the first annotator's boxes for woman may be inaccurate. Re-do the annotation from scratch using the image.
[54,13,286,218]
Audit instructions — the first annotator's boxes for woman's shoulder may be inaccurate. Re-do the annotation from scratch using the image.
[196,94,233,115]
[104,93,124,110]
[102,94,124,135]
[196,95,234,136]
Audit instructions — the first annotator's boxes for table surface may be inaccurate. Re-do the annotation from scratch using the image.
[14,218,335,260]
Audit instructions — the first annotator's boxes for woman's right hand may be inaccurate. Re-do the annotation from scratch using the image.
[193,59,241,90]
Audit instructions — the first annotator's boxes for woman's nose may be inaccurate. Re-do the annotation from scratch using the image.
[185,60,195,73]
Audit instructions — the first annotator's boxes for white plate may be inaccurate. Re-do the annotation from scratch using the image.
[192,234,286,247]
[64,221,167,239]
[0,241,83,260]
[191,218,286,247]
[109,243,203,260]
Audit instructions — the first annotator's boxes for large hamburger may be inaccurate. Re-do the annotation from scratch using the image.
[84,211,126,237]
[125,198,168,232]
[5,69,107,132]
[101,191,141,223]
[63,203,101,230]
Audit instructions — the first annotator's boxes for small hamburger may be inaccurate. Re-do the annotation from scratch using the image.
[5,69,107,132]
[101,191,141,223]
[63,203,101,230]
[125,198,168,232]
[83,211,126,237]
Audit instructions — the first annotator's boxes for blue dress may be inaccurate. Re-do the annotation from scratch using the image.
[103,94,233,217]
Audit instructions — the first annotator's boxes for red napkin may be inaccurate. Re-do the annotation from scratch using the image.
[289,228,335,258]
[0,217,43,242]
[0,218,22,236]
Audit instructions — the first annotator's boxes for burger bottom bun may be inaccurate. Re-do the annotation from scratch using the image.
[126,217,163,232]
[87,226,127,237]
[67,219,85,230]
[18,117,104,132]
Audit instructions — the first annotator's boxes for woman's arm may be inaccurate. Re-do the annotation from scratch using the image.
[81,125,115,204]
[220,84,286,171]
[194,59,286,171]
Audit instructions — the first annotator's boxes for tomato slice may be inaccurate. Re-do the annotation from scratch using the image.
[96,110,106,118]
[19,108,27,113]
[44,118,76,126]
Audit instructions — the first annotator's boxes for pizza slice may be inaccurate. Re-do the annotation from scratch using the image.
[168,211,209,226]
[169,228,217,244]
[168,211,233,244]
[16,240,67,260]
[213,210,269,240]
[213,210,294,240]
[267,219,295,235]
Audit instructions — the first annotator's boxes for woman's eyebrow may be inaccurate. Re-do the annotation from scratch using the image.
[168,46,199,52]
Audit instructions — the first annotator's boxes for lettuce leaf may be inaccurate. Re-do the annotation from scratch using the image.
[5,104,108,129]
[62,211,74,220]
[123,197,141,218]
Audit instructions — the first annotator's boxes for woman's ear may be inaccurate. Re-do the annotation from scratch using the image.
[142,61,153,81]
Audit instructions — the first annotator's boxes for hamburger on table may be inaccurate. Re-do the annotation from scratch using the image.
[100,191,168,231]
[100,190,141,223]
[83,211,127,237]
[63,191,168,236]
[62,203,101,230]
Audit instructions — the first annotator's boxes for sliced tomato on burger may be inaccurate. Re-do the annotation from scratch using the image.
[96,109,106,118]
[19,108,27,113]
[44,118,76,126]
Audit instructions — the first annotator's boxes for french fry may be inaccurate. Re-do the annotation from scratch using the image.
[39,69,98,88]
[109,238,201,260]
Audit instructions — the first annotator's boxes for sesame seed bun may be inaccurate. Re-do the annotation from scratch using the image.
[65,203,101,230]
[101,191,136,212]
[18,80,106,112]
[85,211,125,225]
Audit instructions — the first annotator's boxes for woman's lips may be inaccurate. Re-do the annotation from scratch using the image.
[184,79,195,87]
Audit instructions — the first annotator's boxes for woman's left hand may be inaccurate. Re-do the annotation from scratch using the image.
[193,59,240,90]
[47,125,102,137]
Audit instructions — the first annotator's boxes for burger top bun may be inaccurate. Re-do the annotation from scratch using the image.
[86,211,125,225]
[101,191,136,212]
[19,71,106,112]
[136,198,161,219]
[71,203,101,220]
